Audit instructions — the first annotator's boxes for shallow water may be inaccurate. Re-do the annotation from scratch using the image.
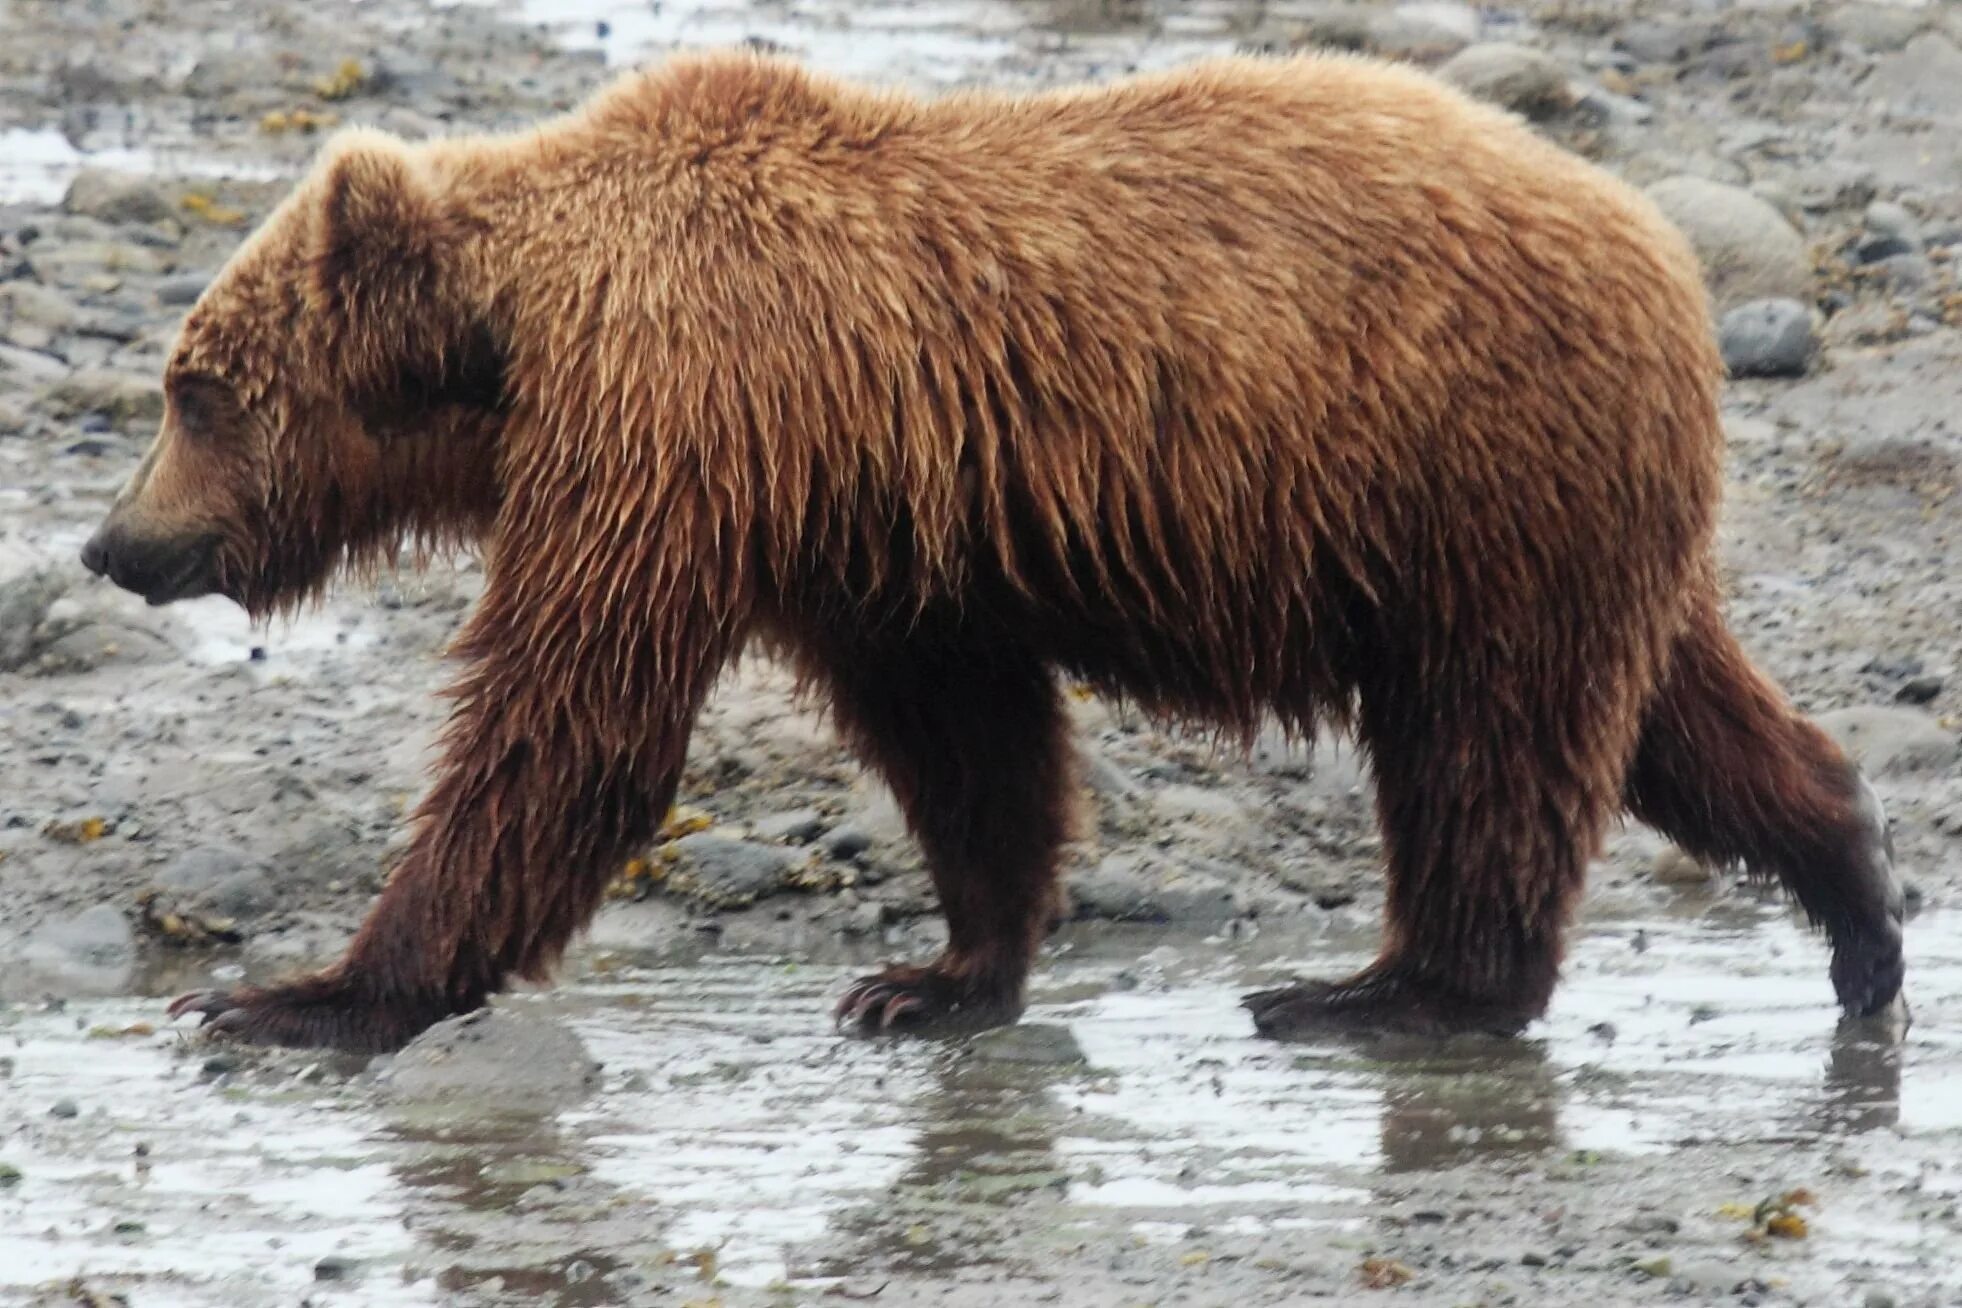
[4,904,1956,1304]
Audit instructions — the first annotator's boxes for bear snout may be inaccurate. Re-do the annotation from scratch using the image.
[81,523,221,607]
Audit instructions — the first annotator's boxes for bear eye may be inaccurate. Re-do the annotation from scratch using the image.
[168,373,240,440]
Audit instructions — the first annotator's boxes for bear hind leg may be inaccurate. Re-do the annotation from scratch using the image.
[1248,648,1643,1039]
[807,634,1074,1034]
[1624,602,1904,1018]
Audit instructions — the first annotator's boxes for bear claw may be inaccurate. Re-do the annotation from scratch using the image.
[166,979,446,1054]
[833,966,1019,1035]
[1243,970,1536,1040]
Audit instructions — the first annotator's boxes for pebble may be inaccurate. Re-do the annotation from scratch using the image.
[40,368,164,425]
[1438,43,1572,118]
[155,845,278,920]
[371,1009,600,1109]
[1816,706,1958,777]
[1872,33,1962,120]
[1718,298,1817,378]
[823,825,874,859]
[1070,854,1241,926]
[968,1023,1087,1066]
[667,834,805,908]
[1863,1289,1899,1308]
[1615,19,1721,66]
[49,1098,79,1118]
[63,170,173,227]
[751,808,827,844]
[1645,176,1812,309]
[24,903,134,971]
[313,1255,359,1282]
[0,570,67,672]
[155,272,211,307]
[1863,201,1921,251]
[1897,675,1943,706]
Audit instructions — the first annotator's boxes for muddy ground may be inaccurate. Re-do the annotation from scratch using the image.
[2,0,1961,1304]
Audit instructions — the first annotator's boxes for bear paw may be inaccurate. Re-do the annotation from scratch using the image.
[833,964,1022,1035]
[168,975,453,1054]
[1242,968,1538,1040]
[1831,923,1906,1020]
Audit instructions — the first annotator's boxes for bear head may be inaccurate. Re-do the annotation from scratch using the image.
[81,129,507,618]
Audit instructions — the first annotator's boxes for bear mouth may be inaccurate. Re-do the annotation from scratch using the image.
[130,537,223,607]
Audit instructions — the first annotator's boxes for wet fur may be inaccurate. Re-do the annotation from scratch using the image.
[130,51,1899,1051]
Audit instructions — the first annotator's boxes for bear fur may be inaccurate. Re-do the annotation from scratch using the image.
[82,50,1903,1052]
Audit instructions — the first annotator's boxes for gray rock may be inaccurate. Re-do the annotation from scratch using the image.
[1871,253,1934,292]
[0,570,67,672]
[1719,299,1817,378]
[1645,177,1812,309]
[1872,34,1962,120]
[1070,854,1241,925]
[271,820,385,893]
[154,846,277,920]
[824,826,875,860]
[668,834,803,908]
[1438,43,1573,118]
[182,51,268,99]
[40,369,162,425]
[0,342,69,386]
[24,904,134,970]
[751,809,827,844]
[0,283,80,353]
[1865,201,1921,251]
[1816,707,1958,777]
[26,240,171,281]
[1826,7,1933,55]
[372,1009,600,1110]
[1616,19,1722,65]
[62,170,173,227]
[155,273,211,307]
[968,1023,1087,1066]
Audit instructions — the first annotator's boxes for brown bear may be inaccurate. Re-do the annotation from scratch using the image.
[81,50,1903,1053]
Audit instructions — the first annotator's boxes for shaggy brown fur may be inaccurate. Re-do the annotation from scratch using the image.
[82,50,1903,1052]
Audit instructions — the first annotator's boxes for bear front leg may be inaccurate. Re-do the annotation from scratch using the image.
[170,538,734,1053]
[809,636,1074,1034]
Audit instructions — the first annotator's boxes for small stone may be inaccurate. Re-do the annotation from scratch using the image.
[373,1010,600,1109]
[1520,1250,1549,1267]
[824,826,874,860]
[1718,299,1816,378]
[1634,1255,1673,1278]
[666,835,803,908]
[1438,43,1573,118]
[1896,675,1943,706]
[24,903,134,971]
[1616,19,1722,65]
[1652,847,1712,886]
[1816,707,1958,777]
[49,1098,79,1118]
[156,846,277,920]
[1863,1289,1899,1308]
[40,368,163,425]
[314,1255,359,1282]
[968,1023,1087,1066]
[1870,253,1933,293]
[0,569,67,672]
[751,809,826,844]
[201,1054,242,1078]
[155,272,211,307]
[1646,177,1811,310]
[63,170,173,226]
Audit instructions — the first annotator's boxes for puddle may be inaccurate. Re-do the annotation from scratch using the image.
[167,595,380,670]
[3,905,1957,1303]
[0,127,283,208]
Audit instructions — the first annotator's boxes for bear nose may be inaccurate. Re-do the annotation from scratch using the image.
[80,533,110,578]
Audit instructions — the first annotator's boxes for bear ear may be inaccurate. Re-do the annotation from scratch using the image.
[312,128,445,319]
